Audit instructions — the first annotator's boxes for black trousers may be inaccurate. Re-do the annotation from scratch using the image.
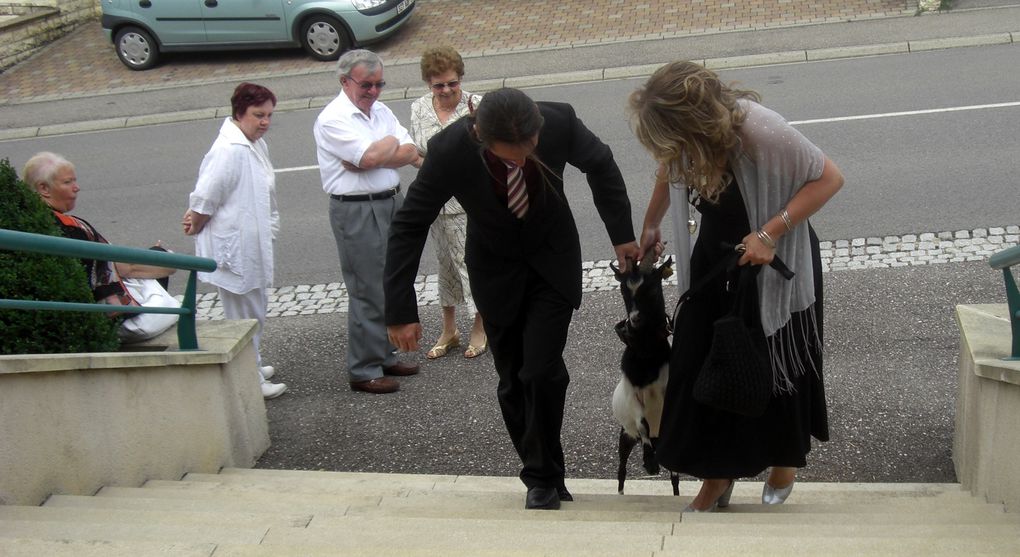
[484,268,574,489]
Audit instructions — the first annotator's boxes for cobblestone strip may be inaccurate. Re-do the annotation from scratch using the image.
[192,225,1019,320]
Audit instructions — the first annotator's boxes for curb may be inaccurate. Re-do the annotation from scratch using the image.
[0,32,1016,141]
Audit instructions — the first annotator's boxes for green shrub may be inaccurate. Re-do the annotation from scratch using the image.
[0,158,120,354]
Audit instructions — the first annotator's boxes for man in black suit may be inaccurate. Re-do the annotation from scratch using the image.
[385,88,639,510]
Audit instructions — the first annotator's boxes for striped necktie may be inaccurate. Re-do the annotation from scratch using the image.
[505,161,529,219]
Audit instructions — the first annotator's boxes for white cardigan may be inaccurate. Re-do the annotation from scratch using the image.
[674,100,825,337]
[189,118,278,294]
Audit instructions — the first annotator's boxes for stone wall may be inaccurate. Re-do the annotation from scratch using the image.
[0,1,100,72]
[954,304,1020,513]
[0,319,270,506]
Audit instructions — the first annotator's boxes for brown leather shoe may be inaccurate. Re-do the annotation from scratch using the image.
[350,377,399,394]
[382,361,419,376]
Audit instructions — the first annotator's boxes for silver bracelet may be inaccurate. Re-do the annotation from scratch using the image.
[756,228,776,249]
[780,209,793,232]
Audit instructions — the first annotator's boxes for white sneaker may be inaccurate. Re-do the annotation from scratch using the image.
[259,365,275,380]
[261,380,287,399]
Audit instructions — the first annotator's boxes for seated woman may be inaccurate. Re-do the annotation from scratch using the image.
[22,151,179,342]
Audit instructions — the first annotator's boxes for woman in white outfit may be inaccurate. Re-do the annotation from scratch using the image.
[182,82,287,399]
[409,46,487,360]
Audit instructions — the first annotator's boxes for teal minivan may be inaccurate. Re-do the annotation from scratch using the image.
[101,0,415,70]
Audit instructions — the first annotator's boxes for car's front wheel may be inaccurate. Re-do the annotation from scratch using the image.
[300,15,350,61]
[115,26,160,70]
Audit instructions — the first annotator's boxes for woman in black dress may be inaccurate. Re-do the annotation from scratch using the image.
[629,61,844,511]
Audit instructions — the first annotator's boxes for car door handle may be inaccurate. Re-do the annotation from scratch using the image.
[205,0,218,6]
[139,0,151,7]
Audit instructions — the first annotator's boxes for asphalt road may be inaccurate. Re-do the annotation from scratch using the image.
[2,44,1018,287]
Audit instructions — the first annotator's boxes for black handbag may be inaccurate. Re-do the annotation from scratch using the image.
[692,262,772,417]
[674,244,794,418]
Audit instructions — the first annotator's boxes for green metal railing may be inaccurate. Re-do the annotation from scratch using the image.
[989,244,1020,361]
[0,228,216,350]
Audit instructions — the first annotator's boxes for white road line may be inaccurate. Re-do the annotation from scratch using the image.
[790,101,1020,126]
[275,164,319,174]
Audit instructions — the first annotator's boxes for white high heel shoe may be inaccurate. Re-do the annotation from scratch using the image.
[761,480,794,505]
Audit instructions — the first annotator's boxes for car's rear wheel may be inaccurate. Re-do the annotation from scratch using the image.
[300,15,350,61]
[115,26,160,70]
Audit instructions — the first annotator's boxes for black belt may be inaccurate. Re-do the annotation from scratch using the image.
[330,185,400,202]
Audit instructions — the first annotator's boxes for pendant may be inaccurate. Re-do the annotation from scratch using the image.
[688,217,697,235]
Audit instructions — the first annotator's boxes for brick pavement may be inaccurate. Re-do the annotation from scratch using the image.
[0,0,915,104]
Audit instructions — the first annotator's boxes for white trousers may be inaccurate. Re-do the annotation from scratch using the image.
[218,287,268,379]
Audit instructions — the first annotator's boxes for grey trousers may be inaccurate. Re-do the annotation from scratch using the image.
[329,194,401,383]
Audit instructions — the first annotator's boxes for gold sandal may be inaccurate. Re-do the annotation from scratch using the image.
[464,338,488,359]
[426,333,460,359]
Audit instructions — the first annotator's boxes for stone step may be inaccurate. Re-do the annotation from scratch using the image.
[0,539,216,557]
[52,492,685,524]
[0,504,311,528]
[2,525,1017,557]
[1,469,1015,556]
[138,478,996,515]
[0,518,666,553]
[670,522,1020,537]
[256,520,1020,554]
[40,490,1008,527]
[681,508,1018,525]
[46,493,357,517]
[210,545,608,557]
[302,514,675,536]
[662,534,1020,554]
[217,468,970,499]
[259,523,667,553]
[85,479,998,527]
[0,520,266,545]
[170,472,980,503]
[96,484,379,510]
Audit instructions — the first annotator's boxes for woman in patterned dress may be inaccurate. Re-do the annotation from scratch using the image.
[409,46,487,360]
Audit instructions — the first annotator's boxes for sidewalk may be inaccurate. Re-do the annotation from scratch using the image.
[2,1,1018,137]
[0,0,916,103]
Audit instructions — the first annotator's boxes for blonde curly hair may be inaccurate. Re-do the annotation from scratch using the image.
[629,61,760,202]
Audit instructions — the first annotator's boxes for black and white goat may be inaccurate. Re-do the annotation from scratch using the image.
[610,256,679,495]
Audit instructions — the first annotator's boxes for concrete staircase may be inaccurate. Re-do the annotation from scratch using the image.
[0,468,1018,556]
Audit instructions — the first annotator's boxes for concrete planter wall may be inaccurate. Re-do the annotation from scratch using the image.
[954,303,1020,513]
[0,319,270,506]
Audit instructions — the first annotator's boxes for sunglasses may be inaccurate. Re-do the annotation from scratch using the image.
[345,75,386,91]
[429,80,461,91]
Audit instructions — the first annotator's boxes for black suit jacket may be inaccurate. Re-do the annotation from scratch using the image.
[385,102,634,327]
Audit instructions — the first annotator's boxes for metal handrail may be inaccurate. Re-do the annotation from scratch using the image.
[989,245,1020,360]
[0,228,216,350]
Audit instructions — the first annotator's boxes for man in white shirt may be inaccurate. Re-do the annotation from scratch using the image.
[314,49,422,394]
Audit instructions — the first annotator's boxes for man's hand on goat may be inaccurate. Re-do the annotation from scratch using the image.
[614,241,641,273]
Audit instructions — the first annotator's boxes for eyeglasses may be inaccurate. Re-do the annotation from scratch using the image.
[345,75,386,91]
[429,80,461,91]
